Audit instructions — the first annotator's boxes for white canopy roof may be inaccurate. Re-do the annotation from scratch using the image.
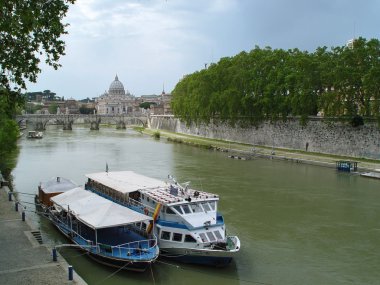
[50,187,152,229]
[41,177,77,194]
[85,171,167,194]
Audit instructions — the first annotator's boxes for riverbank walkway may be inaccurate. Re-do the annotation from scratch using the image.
[144,129,380,172]
[0,185,86,285]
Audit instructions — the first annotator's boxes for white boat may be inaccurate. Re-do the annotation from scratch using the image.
[45,187,159,271]
[85,171,240,266]
[27,131,43,139]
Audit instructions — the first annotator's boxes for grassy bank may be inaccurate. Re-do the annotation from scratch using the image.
[137,127,380,171]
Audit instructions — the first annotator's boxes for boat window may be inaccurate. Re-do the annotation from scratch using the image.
[161,231,171,240]
[182,205,191,214]
[142,194,145,200]
[174,206,183,214]
[147,197,150,202]
[208,202,216,210]
[190,203,203,213]
[199,233,208,242]
[184,235,197,243]
[166,207,175,214]
[202,202,211,212]
[214,230,223,240]
[206,232,216,242]
[172,233,183,242]
[141,223,147,230]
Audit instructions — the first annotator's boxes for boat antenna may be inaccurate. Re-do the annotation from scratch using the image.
[198,178,204,192]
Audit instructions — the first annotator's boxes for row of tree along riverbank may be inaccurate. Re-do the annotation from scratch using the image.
[171,38,380,127]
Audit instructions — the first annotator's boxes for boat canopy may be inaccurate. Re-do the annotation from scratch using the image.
[40,177,77,194]
[51,187,152,229]
[85,171,166,194]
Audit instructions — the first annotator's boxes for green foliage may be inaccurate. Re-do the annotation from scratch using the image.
[48,102,58,114]
[133,126,145,133]
[139,102,157,109]
[25,102,43,114]
[351,115,364,127]
[0,0,75,90]
[172,38,380,127]
[79,105,95,114]
[0,1,74,178]
[0,90,22,176]
[152,131,160,139]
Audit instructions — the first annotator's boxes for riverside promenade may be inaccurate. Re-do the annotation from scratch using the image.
[144,128,380,172]
[0,185,86,285]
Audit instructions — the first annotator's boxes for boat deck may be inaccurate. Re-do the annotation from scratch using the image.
[142,186,219,205]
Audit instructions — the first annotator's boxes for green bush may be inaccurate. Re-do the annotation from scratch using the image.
[351,115,364,127]
[152,131,160,139]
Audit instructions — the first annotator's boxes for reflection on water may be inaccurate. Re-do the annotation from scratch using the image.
[12,126,380,285]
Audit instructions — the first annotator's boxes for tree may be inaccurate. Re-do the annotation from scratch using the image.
[139,102,157,109]
[0,90,21,177]
[0,0,75,177]
[0,0,76,91]
[171,38,380,127]
[48,102,58,114]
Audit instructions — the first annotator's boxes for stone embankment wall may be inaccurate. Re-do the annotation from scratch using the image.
[148,115,380,159]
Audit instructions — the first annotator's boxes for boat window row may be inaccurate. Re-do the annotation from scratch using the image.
[159,230,197,243]
[158,228,223,244]
[199,230,223,243]
[165,202,216,215]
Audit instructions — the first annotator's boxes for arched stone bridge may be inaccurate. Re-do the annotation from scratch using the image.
[16,114,148,130]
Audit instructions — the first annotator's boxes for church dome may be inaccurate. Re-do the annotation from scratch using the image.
[108,75,125,95]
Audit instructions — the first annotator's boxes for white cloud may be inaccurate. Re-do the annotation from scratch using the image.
[26,0,380,99]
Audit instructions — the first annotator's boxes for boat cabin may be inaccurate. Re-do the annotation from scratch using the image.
[38,177,77,207]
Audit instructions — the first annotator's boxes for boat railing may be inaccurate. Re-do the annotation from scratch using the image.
[85,184,155,216]
[50,213,95,248]
[123,224,150,239]
[126,197,155,216]
[96,238,157,260]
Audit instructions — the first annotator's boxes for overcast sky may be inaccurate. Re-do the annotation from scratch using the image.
[27,0,380,100]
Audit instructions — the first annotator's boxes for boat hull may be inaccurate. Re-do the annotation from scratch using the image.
[159,247,235,267]
[86,252,153,272]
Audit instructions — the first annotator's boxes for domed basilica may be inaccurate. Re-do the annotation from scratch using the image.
[96,75,135,114]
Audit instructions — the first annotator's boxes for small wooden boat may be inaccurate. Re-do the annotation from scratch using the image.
[27,131,43,139]
[36,177,78,211]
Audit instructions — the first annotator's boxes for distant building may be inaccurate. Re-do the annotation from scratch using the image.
[346,38,356,49]
[96,75,135,115]
[94,75,172,115]
[151,90,172,115]
[65,98,79,114]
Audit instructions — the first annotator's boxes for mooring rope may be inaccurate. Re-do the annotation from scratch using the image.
[94,261,131,285]
[9,191,36,196]
[56,246,90,258]
[150,263,156,285]
[155,260,272,285]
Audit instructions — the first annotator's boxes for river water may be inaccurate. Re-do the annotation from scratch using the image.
[12,126,380,285]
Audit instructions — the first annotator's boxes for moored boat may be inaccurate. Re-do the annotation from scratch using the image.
[36,176,78,211]
[85,171,240,266]
[28,131,43,139]
[40,186,159,271]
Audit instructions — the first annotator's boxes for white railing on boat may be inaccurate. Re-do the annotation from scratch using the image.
[85,184,156,216]
[96,238,157,260]
[50,213,157,260]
